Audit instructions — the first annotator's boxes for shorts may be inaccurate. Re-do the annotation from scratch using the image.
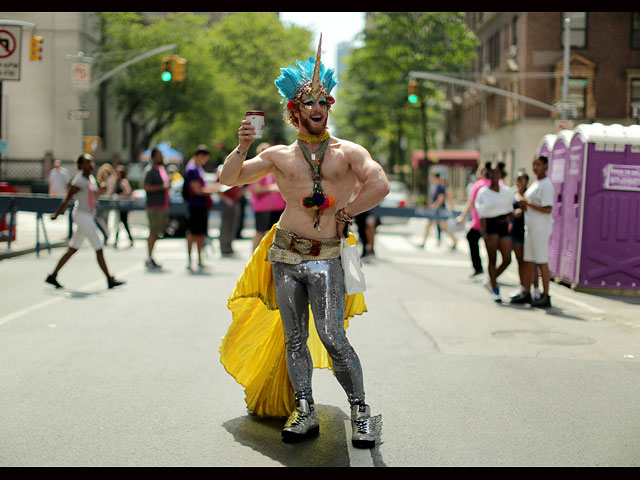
[188,206,209,235]
[524,222,552,263]
[147,208,169,237]
[254,209,283,232]
[510,226,525,245]
[69,210,104,250]
[485,215,510,238]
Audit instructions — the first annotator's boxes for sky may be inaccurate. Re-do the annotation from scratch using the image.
[278,12,365,71]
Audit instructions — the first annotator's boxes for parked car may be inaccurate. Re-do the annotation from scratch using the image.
[378,180,413,225]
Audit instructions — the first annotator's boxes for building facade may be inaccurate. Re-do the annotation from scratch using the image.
[443,12,640,185]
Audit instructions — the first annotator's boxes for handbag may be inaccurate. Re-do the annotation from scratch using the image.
[340,234,366,295]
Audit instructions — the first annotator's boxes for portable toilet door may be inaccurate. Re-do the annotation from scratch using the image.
[546,130,573,278]
[556,124,599,283]
[568,124,640,291]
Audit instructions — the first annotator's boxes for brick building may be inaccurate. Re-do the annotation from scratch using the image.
[443,12,640,188]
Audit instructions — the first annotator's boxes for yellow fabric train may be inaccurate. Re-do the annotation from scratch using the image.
[219,223,367,418]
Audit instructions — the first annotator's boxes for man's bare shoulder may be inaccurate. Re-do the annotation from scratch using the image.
[330,136,370,159]
[260,143,295,160]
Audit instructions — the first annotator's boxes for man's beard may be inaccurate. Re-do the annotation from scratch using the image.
[299,112,328,135]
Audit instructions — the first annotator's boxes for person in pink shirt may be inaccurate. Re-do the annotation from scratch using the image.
[456,165,489,277]
[249,143,286,250]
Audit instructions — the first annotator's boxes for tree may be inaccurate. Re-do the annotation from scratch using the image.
[99,12,313,164]
[332,12,478,186]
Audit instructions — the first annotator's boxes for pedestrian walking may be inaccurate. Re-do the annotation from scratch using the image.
[143,148,170,270]
[48,159,70,197]
[456,165,490,276]
[474,161,513,303]
[113,165,135,248]
[421,172,457,249]
[217,178,244,257]
[218,37,388,448]
[45,154,125,290]
[353,181,379,261]
[183,146,218,271]
[511,155,554,308]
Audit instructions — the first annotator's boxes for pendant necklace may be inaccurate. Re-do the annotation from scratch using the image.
[298,133,335,231]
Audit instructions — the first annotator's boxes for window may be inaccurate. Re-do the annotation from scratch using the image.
[488,31,500,69]
[631,79,640,117]
[569,78,588,117]
[563,12,587,48]
[512,16,518,47]
[632,13,640,50]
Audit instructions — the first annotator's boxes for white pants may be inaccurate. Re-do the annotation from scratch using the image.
[69,210,104,250]
[524,222,552,264]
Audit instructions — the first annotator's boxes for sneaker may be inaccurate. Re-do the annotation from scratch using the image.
[510,292,532,304]
[509,287,525,299]
[107,277,125,289]
[145,258,161,269]
[350,404,382,449]
[492,286,502,303]
[531,294,552,308]
[281,399,319,443]
[45,274,63,289]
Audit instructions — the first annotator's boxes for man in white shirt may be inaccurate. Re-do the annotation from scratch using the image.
[48,159,70,197]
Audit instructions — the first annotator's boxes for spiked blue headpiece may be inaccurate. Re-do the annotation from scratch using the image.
[274,34,338,106]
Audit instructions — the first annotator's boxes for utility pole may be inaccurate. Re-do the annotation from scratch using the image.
[561,16,571,120]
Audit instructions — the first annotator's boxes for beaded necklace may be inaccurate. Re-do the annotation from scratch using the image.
[298,136,335,231]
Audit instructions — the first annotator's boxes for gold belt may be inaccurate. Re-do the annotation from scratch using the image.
[268,227,341,265]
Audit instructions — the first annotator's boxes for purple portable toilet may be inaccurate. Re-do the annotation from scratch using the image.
[546,130,574,277]
[537,133,557,157]
[557,123,640,293]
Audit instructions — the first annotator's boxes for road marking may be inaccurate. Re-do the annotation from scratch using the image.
[344,420,374,467]
[0,263,142,327]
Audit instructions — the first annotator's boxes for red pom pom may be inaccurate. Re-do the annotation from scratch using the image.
[286,100,294,110]
[327,96,335,105]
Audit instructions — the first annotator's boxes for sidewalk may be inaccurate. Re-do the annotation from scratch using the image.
[0,210,71,259]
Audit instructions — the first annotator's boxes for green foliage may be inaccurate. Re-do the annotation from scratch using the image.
[99,12,313,163]
[332,12,478,171]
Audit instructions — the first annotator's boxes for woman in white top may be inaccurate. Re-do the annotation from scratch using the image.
[45,154,125,290]
[475,162,514,303]
[511,155,554,308]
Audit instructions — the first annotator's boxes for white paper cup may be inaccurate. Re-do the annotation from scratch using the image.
[246,111,265,139]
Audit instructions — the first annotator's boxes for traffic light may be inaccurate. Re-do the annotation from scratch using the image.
[29,35,43,61]
[407,80,419,104]
[161,56,173,82]
[172,56,186,82]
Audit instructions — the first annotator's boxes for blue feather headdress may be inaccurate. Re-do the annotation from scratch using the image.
[274,34,338,108]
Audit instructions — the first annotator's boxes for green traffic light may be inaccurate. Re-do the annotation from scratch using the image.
[162,71,172,82]
[408,94,418,104]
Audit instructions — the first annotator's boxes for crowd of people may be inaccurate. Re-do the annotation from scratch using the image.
[457,155,554,307]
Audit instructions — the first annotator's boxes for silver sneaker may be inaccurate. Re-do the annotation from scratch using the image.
[281,399,319,443]
[350,404,382,448]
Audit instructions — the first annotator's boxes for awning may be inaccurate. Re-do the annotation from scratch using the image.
[412,149,480,169]
[140,141,184,163]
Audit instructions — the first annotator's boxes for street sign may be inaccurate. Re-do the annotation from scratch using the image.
[67,109,91,120]
[71,62,90,89]
[554,100,578,119]
[0,139,9,154]
[0,26,21,81]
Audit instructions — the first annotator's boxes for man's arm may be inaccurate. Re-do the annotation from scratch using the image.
[219,119,275,186]
[51,185,79,220]
[342,143,390,218]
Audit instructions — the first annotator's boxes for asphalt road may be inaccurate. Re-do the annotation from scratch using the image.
[1,219,639,466]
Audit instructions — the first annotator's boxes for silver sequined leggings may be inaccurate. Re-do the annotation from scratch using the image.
[272,258,365,406]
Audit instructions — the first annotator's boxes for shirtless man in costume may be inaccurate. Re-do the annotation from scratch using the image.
[219,36,389,448]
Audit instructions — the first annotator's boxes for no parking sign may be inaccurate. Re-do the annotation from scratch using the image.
[71,62,91,89]
[0,26,22,81]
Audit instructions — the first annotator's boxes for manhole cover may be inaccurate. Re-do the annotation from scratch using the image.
[491,330,596,346]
